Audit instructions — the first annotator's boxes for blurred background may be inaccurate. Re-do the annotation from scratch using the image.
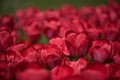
[0,0,120,44]
[0,0,120,15]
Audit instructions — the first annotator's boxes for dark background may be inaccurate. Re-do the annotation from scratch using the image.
[0,0,119,15]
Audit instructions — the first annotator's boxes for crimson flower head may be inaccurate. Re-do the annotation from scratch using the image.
[23,21,42,43]
[43,9,61,39]
[65,32,91,58]
[113,41,120,64]
[0,62,9,80]
[0,15,15,31]
[15,7,42,43]
[0,30,15,52]
[51,65,75,80]
[110,63,120,79]
[88,40,114,63]
[13,61,50,80]
[81,62,110,80]
[37,44,63,69]
[103,24,119,41]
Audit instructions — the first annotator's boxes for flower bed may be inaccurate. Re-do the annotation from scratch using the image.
[0,1,120,80]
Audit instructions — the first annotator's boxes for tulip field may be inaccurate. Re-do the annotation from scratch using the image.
[0,0,120,80]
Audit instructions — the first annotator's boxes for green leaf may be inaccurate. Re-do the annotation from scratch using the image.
[38,35,49,44]
[84,54,93,63]
[17,29,27,42]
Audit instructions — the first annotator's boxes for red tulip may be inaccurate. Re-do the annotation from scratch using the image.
[0,62,9,80]
[81,63,110,80]
[14,61,50,80]
[113,42,120,64]
[37,44,63,69]
[88,40,114,63]
[51,65,75,80]
[65,32,90,58]
[0,30,14,52]
[110,64,120,80]
[64,58,88,74]
[43,9,61,39]
[50,37,69,56]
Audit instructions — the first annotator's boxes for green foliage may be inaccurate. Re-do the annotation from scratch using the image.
[0,0,109,15]
[18,29,27,42]
[38,35,49,44]
[84,54,93,63]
